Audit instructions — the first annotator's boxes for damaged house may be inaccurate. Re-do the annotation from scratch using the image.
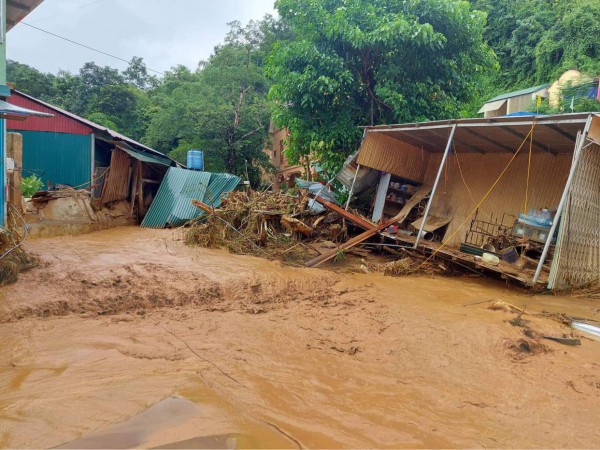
[336,113,600,290]
[6,90,180,235]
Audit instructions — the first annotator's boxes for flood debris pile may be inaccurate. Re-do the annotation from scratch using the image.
[0,208,37,285]
[185,190,355,262]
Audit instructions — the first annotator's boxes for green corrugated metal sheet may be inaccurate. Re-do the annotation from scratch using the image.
[116,142,172,166]
[15,130,92,187]
[204,173,242,207]
[487,84,549,102]
[141,167,240,228]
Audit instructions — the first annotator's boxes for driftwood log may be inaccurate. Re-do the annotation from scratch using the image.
[281,215,313,237]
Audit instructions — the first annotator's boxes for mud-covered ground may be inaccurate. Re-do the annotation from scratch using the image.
[1,227,599,448]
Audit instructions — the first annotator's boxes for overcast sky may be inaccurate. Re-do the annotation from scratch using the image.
[8,0,276,75]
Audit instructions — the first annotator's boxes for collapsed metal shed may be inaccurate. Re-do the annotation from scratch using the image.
[349,113,600,289]
[141,167,241,228]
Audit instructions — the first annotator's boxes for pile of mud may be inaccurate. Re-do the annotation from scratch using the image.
[1,262,346,323]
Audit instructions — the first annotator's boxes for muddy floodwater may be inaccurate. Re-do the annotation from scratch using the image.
[1,227,599,448]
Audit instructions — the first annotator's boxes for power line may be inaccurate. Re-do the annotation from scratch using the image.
[29,0,107,24]
[20,21,165,75]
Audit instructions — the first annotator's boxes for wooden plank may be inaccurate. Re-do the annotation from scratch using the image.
[191,198,214,214]
[304,185,431,268]
[130,162,138,217]
[136,161,144,217]
[311,194,375,230]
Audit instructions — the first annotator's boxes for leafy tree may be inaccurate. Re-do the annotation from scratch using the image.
[143,20,274,186]
[471,0,600,89]
[6,60,57,100]
[267,0,497,174]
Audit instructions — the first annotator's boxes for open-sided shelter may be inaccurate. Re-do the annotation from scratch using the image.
[343,113,600,290]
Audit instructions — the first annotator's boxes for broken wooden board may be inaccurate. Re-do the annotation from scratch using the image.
[310,194,375,231]
[304,185,432,268]
[191,198,213,214]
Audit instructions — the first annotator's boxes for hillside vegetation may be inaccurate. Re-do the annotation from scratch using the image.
[8,0,600,180]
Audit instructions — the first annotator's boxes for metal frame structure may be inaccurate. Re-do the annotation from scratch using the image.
[351,113,600,288]
[413,124,455,248]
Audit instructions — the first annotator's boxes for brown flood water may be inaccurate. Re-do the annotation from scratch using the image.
[0,227,599,448]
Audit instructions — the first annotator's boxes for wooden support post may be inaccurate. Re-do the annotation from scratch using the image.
[414,124,456,249]
[533,116,593,285]
[136,161,144,218]
[130,161,138,218]
[372,172,391,223]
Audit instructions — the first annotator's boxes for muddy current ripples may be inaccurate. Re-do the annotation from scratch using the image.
[1,228,599,448]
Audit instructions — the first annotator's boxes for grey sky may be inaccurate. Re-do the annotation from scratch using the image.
[8,0,276,75]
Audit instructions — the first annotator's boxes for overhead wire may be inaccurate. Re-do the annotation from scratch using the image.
[19,22,165,75]
[28,0,107,24]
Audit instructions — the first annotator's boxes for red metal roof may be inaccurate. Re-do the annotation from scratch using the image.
[7,92,93,135]
[7,90,168,158]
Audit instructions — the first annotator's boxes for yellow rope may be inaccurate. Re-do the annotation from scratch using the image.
[413,123,536,271]
[523,123,535,212]
[453,141,492,220]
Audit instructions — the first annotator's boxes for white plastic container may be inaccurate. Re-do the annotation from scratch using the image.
[482,252,500,265]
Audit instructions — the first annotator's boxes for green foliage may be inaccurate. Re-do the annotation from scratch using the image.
[143,19,279,186]
[21,174,44,198]
[8,58,154,141]
[471,0,600,89]
[267,0,497,173]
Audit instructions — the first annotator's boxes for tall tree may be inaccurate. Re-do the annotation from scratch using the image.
[143,20,275,186]
[266,0,496,174]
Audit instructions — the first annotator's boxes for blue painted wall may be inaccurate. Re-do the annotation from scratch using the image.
[13,130,93,188]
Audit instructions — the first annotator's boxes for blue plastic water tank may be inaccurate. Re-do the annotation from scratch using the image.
[187,150,204,171]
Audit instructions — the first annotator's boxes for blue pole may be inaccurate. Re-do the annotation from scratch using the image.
[0,118,4,228]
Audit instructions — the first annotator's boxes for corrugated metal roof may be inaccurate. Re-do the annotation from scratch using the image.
[114,142,172,166]
[7,93,93,135]
[486,84,549,103]
[7,0,44,31]
[9,90,171,160]
[363,113,597,155]
[140,168,240,228]
[204,173,242,207]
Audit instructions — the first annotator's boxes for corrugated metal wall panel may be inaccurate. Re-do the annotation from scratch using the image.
[550,143,600,288]
[357,133,429,182]
[336,153,380,195]
[7,93,92,135]
[18,131,92,187]
[205,174,242,207]
[141,168,241,228]
[422,151,572,247]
